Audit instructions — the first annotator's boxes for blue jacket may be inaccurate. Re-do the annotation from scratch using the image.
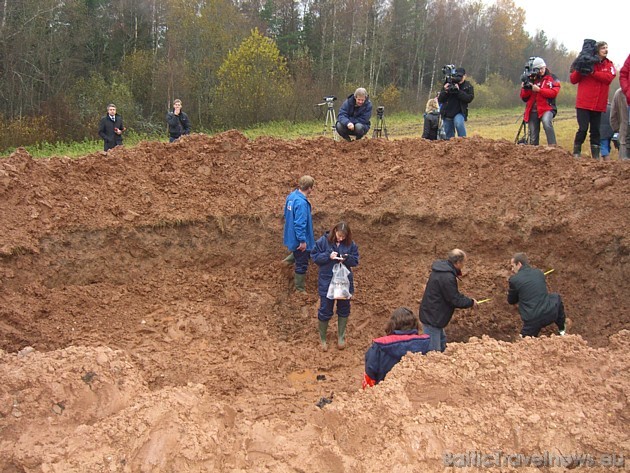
[283,189,315,251]
[337,94,373,130]
[365,330,431,384]
[311,233,359,297]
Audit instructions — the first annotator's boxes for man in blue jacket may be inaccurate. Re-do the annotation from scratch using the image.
[283,175,315,292]
[508,253,567,337]
[335,88,372,141]
[419,249,478,352]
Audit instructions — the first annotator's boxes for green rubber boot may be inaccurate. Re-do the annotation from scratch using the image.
[573,142,581,158]
[318,320,329,351]
[337,316,348,350]
[294,273,306,292]
[282,253,295,265]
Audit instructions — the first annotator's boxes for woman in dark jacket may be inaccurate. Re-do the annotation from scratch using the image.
[363,307,431,388]
[311,222,359,351]
[422,98,440,140]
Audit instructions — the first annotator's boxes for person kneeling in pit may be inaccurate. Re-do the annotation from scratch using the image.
[507,252,567,337]
[363,307,431,388]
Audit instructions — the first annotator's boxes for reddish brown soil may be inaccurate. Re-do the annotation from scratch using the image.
[1,133,628,472]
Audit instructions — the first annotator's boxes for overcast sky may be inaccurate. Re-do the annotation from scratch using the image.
[494,0,628,67]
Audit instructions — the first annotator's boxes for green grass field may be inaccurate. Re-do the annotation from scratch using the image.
[0,106,602,159]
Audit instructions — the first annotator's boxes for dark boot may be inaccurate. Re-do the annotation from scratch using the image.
[572,143,581,158]
[590,144,600,160]
[282,253,295,265]
[318,320,329,351]
[337,316,348,350]
[294,273,306,292]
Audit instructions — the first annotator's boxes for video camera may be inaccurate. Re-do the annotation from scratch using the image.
[442,64,463,92]
[520,57,540,90]
[571,39,599,74]
[317,95,337,109]
[376,105,384,118]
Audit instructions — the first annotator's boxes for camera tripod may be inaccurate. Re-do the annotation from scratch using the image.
[372,106,389,139]
[515,119,529,145]
[317,99,340,141]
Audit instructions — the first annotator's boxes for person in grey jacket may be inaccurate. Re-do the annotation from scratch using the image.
[507,252,566,337]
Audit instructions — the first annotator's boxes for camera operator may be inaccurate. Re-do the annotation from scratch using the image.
[570,41,616,159]
[520,57,561,146]
[336,87,373,141]
[438,67,474,139]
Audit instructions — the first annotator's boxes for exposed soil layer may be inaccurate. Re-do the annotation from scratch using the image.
[1,133,628,472]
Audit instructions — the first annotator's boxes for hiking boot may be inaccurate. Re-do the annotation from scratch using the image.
[559,330,566,336]
[572,143,581,158]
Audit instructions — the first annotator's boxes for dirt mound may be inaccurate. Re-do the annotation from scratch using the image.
[0,133,628,471]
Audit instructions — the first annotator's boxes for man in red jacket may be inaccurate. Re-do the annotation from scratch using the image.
[570,41,617,159]
[520,57,561,146]
[619,54,630,160]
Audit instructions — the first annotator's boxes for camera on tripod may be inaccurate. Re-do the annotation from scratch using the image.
[322,96,337,107]
[376,106,384,118]
[442,64,463,92]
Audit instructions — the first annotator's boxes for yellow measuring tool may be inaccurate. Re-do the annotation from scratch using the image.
[477,298,492,304]
[544,269,554,275]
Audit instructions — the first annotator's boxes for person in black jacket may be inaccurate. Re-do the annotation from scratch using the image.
[166,99,192,142]
[419,249,478,352]
[422,98,440,140]
[508,253,566,337]
[98,104,125,151]
[438,67,474,139]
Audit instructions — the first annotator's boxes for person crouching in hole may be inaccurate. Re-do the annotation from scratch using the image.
[363,307,431,388]
[311,222,359,351]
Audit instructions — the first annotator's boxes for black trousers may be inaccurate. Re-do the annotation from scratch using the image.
[521,293,566,337]
[574,108,602,146]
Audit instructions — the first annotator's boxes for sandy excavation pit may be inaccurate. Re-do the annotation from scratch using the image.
[0,132,629,472]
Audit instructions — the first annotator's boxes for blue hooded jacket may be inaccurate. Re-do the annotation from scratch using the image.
[311,232,359,297]
[364,330,431,384]
[283,189,315,251]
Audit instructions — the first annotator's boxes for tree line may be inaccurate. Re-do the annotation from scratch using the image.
[0,0,578,150]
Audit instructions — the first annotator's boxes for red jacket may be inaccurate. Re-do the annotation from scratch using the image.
[620,54,630,105]
[520,72,561,121]
[570,58,616,112]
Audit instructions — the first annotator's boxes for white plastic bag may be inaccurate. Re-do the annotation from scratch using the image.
[326,262,352,300]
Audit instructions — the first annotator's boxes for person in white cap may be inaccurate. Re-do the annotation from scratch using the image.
[520,57,561,146]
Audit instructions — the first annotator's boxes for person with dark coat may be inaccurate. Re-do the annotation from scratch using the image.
[570,41,616,158]
[520,57,561,146]
[166,99,191,142]
[336,87,373,141]
[311,222,359,351]
[507,253,566,337]
[422,98,440,140]
[599,101,614,160]
[98,104,125,151]
[419,249,478,352]
[363,307,431,388]
[437,67,474,139]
